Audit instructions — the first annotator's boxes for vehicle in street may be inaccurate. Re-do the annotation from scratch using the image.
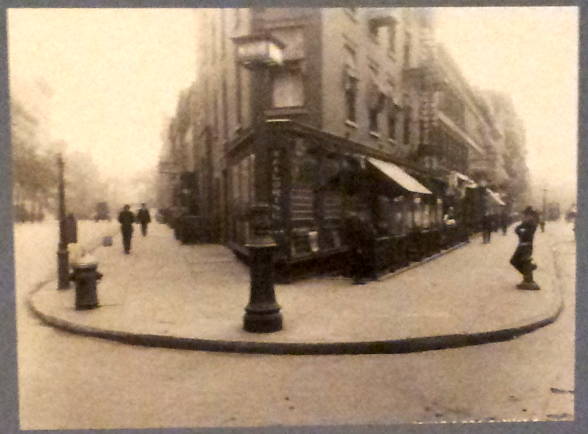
[94,202,111,222]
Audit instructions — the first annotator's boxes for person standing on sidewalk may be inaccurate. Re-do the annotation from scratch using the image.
[510,207,540,290]
[482,212,492,244]
[136,203,151,237]
[118,204,135,254]
[344,211,377,285]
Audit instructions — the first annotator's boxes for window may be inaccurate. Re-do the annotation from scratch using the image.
[367,76,385,134]
[269,27,305,109]
[343,47,358,123]
[403,106,412,145]
[419,118,426,144]
[403,32,411,66]
[369,107,379,133]
[387,98,398,141]
[272,67,304,108]
[345,76,358,123]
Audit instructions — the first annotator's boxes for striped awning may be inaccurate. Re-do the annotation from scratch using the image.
[367,158,432,195]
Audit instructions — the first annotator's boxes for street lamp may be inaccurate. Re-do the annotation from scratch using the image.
[56,153,70,289]
[233,33,285,333]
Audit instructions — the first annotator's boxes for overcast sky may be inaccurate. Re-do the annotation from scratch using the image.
[8,7,579,205]
[8,8,197,181]
[434,6,578,204]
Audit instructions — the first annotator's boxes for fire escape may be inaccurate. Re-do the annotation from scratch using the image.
[416,14,440,168]
[403,11,443,169]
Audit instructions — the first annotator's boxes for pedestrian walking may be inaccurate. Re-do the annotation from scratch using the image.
[136,203,151,237]
[482,212,492,244]
[118,204,135,254]
[510,206,540,290]
[344,211,377,285]
[500,210,508,235]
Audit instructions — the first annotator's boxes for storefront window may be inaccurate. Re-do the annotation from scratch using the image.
[292,139,319,187]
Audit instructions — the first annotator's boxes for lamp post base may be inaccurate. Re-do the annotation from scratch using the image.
[243,240,283,333]
[243,307,283,333]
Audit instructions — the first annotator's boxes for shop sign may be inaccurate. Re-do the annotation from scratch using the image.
[271,148,284,226]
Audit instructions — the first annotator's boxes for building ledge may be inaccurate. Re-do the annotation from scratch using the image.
[265,107,308,117]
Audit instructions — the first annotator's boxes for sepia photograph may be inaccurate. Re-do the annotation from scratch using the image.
[4,4,579,431]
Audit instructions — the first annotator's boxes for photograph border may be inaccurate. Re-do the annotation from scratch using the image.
[0,0,585,433]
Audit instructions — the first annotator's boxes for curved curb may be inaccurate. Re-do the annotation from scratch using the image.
[25,232,565,356]
[27,278,563,356]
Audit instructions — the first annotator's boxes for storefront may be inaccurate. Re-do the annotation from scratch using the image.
[226,120,448,281]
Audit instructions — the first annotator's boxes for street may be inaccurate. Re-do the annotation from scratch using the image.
[14,220,575,430]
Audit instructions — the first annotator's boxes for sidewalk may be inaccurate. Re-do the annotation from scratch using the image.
[27,221,565,355]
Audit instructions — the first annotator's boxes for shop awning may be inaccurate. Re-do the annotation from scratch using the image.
[367,158,432,195]
[487,189,506,206]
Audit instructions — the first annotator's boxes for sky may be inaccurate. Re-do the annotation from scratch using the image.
[8,8,197,183]
[7,7,579,206]
[434,7,579,206]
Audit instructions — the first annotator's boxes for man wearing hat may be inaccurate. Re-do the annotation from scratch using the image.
[118,204,135,254]
[510,206,540,290]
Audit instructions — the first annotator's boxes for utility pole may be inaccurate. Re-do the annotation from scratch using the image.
[57,153,70,289]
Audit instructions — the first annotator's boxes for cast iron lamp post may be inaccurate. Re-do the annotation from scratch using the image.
[57,153,70,289]
[233,33,285,333]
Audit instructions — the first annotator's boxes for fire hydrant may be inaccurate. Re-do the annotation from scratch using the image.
[70,254,102,310]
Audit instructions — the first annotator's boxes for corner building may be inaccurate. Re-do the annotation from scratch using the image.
[163,8,523,280]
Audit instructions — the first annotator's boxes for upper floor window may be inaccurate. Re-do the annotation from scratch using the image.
[272,66,304,108]
[403,32,411,66]
[343,47,359,123]
[403,105,412,145]
[367,80,385,134]
[270,27,306,109]
[438,89,466,129]
[387,97,399,141]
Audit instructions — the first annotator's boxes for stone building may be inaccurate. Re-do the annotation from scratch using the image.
[158,7,529,278]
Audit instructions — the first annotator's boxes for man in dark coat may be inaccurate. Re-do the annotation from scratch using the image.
[118,204,135,254]
[481,212,492,244]
[500,210,509,235]
[344,211,377,285]
[136,203,151,237]
[510,206,540,290]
